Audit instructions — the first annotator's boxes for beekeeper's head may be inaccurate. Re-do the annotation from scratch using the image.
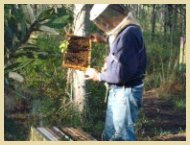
[90,4,134,34]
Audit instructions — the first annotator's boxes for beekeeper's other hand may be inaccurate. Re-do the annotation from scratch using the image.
[89,33,107,43]
[85,68,100,81]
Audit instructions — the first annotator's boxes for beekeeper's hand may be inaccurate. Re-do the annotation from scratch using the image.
[89,33,107,43]
[85,68,100,81]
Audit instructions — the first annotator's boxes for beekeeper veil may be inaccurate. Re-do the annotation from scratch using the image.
[90,4,139,39]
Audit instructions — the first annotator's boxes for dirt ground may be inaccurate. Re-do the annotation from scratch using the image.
[139,89,186,141]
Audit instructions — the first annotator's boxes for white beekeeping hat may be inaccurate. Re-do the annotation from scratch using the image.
[90,4,129,33]
[90,4,109,21]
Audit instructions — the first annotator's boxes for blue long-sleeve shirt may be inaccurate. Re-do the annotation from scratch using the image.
[100,24,147,87]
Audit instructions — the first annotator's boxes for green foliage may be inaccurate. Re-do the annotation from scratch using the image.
[90,43,109,71]
[59,40,69,53]
[4,4,65,76]
[136,110,151,138]
[143,30,183,91]
[83,81,106,139]
[31,96,81,127]
[17,32,82,127]
[173,97,186,112]
[19,34,66,99]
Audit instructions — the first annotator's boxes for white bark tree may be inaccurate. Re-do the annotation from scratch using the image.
[72,4,92,113]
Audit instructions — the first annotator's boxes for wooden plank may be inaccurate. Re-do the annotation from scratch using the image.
[30,127,65,141]
[37,127,58,141]
[52,126,72,141]
[61,127,96,141]
[61,127,82,141]
[71,127,96,140]
[30,127,49,141]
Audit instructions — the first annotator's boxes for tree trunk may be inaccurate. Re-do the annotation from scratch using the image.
[151,5,156,41]
[72,4,92,113]
[164,5,168,35]
[167,5,173,34]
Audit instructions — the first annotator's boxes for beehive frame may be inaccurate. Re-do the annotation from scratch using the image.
[62,35,91,71]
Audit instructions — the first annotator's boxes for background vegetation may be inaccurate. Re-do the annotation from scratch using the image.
[4,4,186,140]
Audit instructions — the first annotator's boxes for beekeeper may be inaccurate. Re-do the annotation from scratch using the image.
[85,4,147,141]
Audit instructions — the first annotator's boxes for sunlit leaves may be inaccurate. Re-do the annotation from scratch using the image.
[59,40,69,53]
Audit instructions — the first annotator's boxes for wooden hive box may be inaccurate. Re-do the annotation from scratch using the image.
[62,35,91,71]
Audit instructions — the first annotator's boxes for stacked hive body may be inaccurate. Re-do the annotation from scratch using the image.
[63,36,91,71]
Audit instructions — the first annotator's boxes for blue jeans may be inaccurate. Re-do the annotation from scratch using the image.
[102,83,144,141]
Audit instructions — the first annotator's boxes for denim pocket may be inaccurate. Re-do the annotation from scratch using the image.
[131,84,144,108]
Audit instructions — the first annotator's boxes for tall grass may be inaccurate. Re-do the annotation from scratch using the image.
[143,31,185,95]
